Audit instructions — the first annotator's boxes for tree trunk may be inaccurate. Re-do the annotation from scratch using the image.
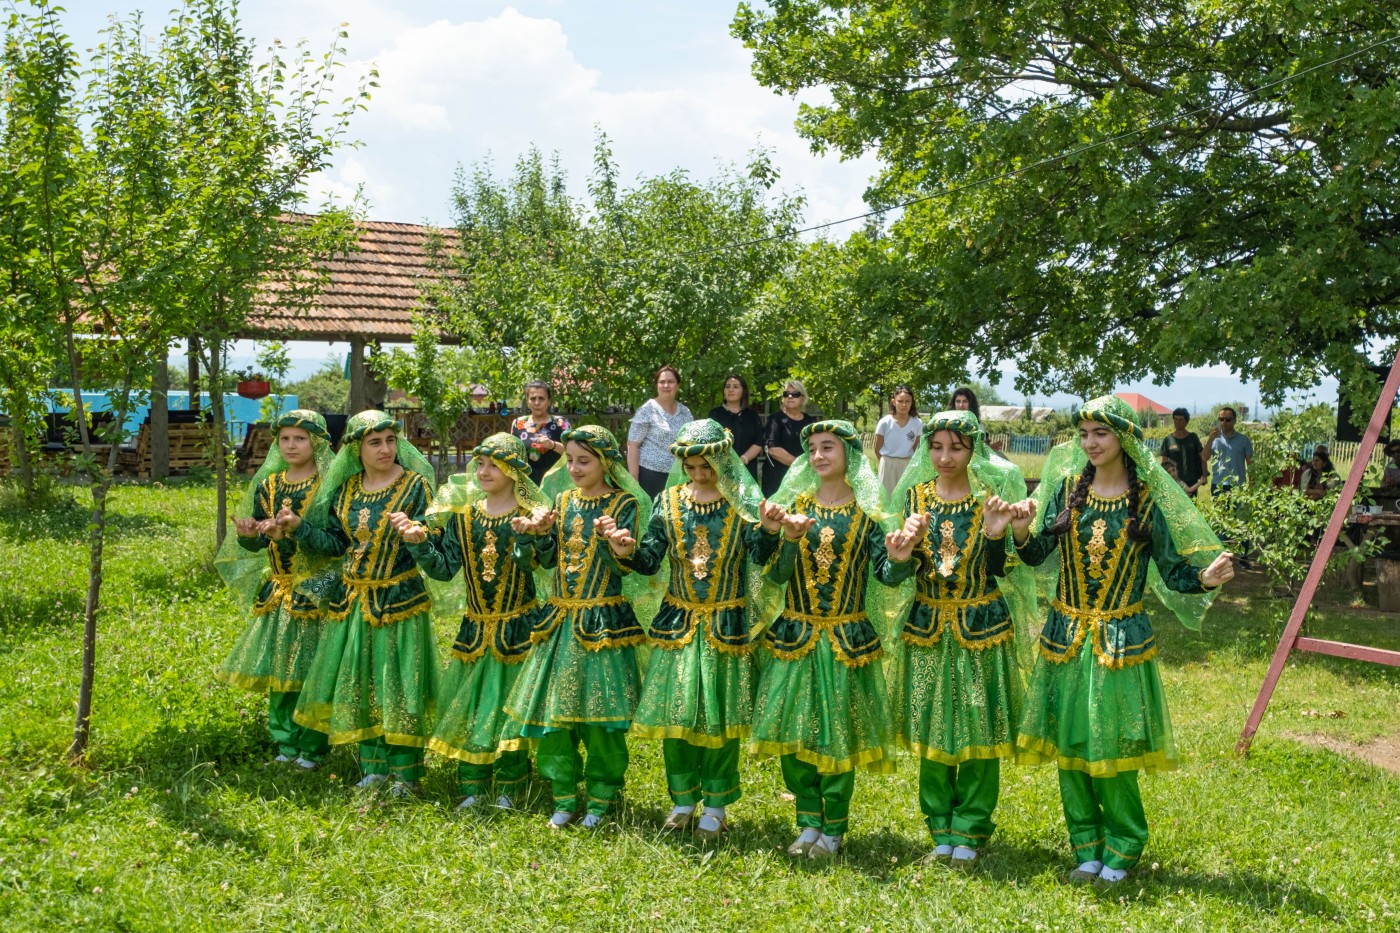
[10,414,33,495]
[67,477,108,763]
[151,355,170,479]
[187,336,201,411]
[208,347,229,548]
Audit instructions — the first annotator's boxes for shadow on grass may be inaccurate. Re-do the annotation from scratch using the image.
[1107,864,1342,920]
[0,589,85,641]
[0,505,177,545]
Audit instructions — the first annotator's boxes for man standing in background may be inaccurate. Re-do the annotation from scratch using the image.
[1205,406,1253,494]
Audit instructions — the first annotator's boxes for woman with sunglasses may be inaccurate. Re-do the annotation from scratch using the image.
[761,380,815,499]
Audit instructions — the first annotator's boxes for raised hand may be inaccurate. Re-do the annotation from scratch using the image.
[759,498,788,533]
[275,505,301,532]
[387,510,427,545]
[886,529,917,562]
[511,507,557,536]
[1008,498,1038,542]
[902,512,930,543]
[256,518,284,541]
[1200,551,1236,588]
[594,515,618,539]
[983,496,1014,539]
[781,512,815,541]
[596,518,637,558]
[234,517,260,538]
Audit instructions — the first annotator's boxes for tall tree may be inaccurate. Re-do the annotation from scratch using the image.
[733,1,1400,403]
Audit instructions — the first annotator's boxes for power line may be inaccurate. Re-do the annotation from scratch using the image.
[678,34,1399,259]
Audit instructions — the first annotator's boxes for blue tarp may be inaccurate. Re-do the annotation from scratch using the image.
[45,391,300,440]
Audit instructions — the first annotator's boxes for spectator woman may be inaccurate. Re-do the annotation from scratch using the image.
[1299,445,1339,501]
[510,381,571,486]
[708,374,764,481]
[950,387,981,420]
[874,386,923,498]
[627,365,694,500]
[762,380,816,499]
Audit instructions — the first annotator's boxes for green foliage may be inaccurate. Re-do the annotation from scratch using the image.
[377,317,464,479]
[429,136,804,411]
[284,356,350,415]
[732,1,1400,405]
[1273,403,1339,441]
[253,342,292,424]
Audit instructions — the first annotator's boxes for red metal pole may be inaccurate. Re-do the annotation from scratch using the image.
[1236,348,1400,755]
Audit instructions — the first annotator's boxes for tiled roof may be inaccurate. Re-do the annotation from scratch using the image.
[1114,391,1172,415]
[248,214,459,342]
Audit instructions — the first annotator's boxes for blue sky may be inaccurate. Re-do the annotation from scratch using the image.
[57,1,1344,414]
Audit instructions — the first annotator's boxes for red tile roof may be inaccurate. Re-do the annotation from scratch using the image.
[1114,391,1172,415]
[248,215,459,342]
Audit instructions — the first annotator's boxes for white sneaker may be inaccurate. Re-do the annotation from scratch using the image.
[580,813,605,830]
[389,781,418,798]
[272,754,292,763]
[786,827,822,857]
[457,795,479,811]
[950,845,978,868]
[293,757,317,770]
[355,773,388,789]
[494,795,513,810]
[808,834,842,860]
[548,810,575,829]
[1067,859,1104,884]
[1097,866,1129,884]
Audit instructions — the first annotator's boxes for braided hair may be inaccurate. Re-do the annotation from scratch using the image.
[1046,459,1153,543]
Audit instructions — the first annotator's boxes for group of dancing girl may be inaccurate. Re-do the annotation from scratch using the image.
[214,375,1235,885]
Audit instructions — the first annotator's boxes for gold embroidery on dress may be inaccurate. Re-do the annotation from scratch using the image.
[480,529,499,582]
[563,514,586,574]
[814,525,837,583]
[936,519,958,578]
[689,525,713,580]
[1086,518,1108,577]
[280,496,292,514]
[354,507,372,560]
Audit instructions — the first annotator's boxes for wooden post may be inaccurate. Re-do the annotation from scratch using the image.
[1238,348,1400,754]
[187,336,202,411]
[348,337,366,413]
[151,355,170,479]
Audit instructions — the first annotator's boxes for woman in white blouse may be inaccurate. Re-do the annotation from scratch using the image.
[627,364,694,499]
[874,386,922,498]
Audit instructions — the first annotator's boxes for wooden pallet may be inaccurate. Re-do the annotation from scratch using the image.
[117,422,216,477]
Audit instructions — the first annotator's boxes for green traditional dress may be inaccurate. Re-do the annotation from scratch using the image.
[410,502,543,800]
[292,468,441,782]
[1015,395,1223,873]
[624,483,779,810]
[894,480,1021,849]
[216,469,329,762]
[505,484,644,816]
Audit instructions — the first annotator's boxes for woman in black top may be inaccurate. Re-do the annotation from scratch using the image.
[707,374,764,480]
[761,379,816,498]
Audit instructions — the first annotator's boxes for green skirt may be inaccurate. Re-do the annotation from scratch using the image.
[293,602,440,747]
[1017,642,1177,776]
[748,633,894,774]
[631,616,755,748]
[428,652,531,764]
[505,608,640,734]
[890,627,1020,765]
[216,602,322,693]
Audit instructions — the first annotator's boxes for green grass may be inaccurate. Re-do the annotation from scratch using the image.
[1,484,1398,931]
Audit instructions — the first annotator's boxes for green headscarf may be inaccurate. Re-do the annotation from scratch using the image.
[770,419,909,638]
[215,410,335,608]
[1033,395,1224,630]
[664,418,783,636]
[891,410,1039,667]
[539,424,661,625]
[302,409,437,530]
[426,432,549,525]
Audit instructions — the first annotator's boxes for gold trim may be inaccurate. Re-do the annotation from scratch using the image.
[427,736,529,764]
[746,739,894,774]
[214,671,304,693]
[629,722,749,748]
[1015,734,1176,775]
[897,736,1016,764]
[548,595,628,610]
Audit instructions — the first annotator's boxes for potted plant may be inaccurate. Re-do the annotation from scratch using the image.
[233,368,270,400]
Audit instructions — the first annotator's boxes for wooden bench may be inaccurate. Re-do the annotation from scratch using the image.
[117,421,216,477]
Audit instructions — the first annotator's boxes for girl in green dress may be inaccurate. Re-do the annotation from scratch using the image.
[749,419,925,860]
[390,433,549,811]
[215,410,335,768]
[504,425,653,830]
[1010,395,1234,884]
[276,410,441,797]
[889,410,1038,865]
[597,418,783,838]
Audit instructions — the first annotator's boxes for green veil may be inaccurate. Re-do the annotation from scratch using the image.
[891,410,1040,666]
[214,410,336,608]
[301,409,437,529]
[770,419,910,639]
[664,418,784,636]
[1033,395,1224,631]
[539,424,662,626]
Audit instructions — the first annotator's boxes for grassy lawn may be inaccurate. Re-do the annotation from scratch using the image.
[1,483,1397,931]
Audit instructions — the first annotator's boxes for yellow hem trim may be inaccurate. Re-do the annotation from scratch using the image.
[215,671,304,693]
[898,737,1016,764]
[629,723,748,747]
[1015,735,1176,776]
[746,739,894,774]
[292,713,429,748]
[427,737,530,764]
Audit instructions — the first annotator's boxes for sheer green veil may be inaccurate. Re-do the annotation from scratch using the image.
[1034,395,1224,630]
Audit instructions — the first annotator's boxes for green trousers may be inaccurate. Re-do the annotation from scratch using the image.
[458,749,530,799]
[781,754,855,836]
[536,727,628,815]
[1057,768,1148,870]
[662,738,741,808]
[919,757,999,849]
[269,691,328,761]
[359,736,426,782]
